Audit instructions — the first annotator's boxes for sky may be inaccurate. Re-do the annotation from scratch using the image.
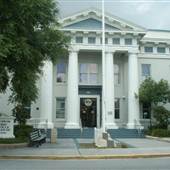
[57,0,170,30]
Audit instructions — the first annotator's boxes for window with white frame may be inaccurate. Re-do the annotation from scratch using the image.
[157,47,165,53]
[125,38,132,45]
[56,98,65,118]
[79,63,98,84]
[88,37,96,44]
[144,46,153,53]
[142,64,151,79]
[76,36,83,43]
[112,38,120,45]
[115,98,120,119]
[56,63,67,83]
[114,64,120,85]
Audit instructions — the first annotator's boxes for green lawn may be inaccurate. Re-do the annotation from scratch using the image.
[0,138,28,144]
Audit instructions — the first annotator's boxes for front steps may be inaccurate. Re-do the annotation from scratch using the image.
[57,128,145,139]
[57,128,94,138]
[107,129,145,138]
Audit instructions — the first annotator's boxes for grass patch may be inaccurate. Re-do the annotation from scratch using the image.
[0,138,28,144]
[79,143,97,148]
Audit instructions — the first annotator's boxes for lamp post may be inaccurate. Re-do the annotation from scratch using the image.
[102,0,106,132]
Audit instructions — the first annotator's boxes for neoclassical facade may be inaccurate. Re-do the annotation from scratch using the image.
[1,9,170,130]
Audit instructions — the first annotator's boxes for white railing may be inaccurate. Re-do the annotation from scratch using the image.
[134,119,144,137]
[27,118,48,130]
[79,118,83,133]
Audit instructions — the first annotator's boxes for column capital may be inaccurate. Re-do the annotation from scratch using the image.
[105,50,116,55]
[69,46,79,53]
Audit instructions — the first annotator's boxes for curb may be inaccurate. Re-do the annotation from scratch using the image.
[1,153,170,160]
[146,135,170,143]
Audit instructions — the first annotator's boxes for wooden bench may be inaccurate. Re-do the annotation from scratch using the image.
[29,129,46,147]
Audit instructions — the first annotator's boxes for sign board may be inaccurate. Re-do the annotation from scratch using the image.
[0,114,15,138]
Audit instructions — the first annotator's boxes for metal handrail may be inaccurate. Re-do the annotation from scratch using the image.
[79,118,83,133]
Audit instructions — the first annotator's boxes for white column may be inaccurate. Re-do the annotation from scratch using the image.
[105,52,118,129]
[40,61,53,129]
[127,52,141,129]
[65,50,79,129]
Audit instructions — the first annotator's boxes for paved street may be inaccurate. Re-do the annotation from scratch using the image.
[0,158,170,170]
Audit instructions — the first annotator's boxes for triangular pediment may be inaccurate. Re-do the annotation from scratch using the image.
[64,18,120,31]
[60,8,146,32]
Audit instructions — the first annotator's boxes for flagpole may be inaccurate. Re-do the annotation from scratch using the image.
[102,0,106,132]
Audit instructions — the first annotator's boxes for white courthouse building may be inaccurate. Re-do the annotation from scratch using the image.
[1,9,170,133]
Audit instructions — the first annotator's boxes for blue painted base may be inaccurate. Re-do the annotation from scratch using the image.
[57,128,145,139]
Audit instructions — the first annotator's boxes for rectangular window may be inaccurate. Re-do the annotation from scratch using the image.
[114,64,120,85]
[115,98,120,119]
[112,38,120,45]
[144,46,153,53]
[80,64,88,83]
[76,36,83,43]
[125,38,132,45]
[56,63,67,83]
[157,47,165,53]
[142,103,151,119]
[56,98,65,118]
[89,64,98,84]
[79,63,98,84]
[142,64,151,78]
[88,37,96,44]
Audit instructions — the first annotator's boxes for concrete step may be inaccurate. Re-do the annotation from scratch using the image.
[57,128,145,139]
[107,129,145,138]
[57,128,94,138]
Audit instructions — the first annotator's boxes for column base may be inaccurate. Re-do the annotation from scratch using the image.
[64,123,80,129]
[38,121,54,129]
[105,123,119,129]
[126,123,144,129]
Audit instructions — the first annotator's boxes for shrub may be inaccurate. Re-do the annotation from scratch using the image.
[148,129,170,137]
[14,125,33,140]
[153,106,170,129]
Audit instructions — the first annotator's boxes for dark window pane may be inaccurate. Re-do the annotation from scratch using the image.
[88,37,96,44]
[145,47,153,53]
[56,98,65,118]
[76,36,83,43]
[112,38,120,45]
[157,47,165,53]
[115,98,120,119]
[125,38,132,45]
[142,103,151,119]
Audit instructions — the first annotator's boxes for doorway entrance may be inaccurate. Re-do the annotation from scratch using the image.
[80,96,99,127]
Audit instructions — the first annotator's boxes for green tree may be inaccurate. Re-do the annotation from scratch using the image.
[139,78,170,128]
[0,0,68,125]
[153,106,170,129]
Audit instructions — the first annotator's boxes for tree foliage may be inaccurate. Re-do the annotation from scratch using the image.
[153,106,170,129]
[139,78,170,128]
[139,78,170,105]
[0,0,68,124]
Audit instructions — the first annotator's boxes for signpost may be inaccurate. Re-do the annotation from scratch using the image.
[0,114,15,138]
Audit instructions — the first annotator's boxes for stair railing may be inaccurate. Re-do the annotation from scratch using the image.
[134,119,142,137]
[79,118,83,134]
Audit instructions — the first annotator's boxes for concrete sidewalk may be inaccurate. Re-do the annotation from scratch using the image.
[1,138,170,159]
